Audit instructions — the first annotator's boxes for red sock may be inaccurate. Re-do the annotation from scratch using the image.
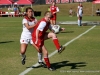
[53,38,60,50]
[44,57,51,68]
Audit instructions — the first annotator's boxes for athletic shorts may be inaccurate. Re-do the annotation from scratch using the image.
[32,38,44,48]
[77,13,82,17]
[20,38,33,44]
[51,14,56,20]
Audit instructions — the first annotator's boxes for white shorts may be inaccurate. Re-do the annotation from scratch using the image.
[20,38,33,44]
[77,13,82,17]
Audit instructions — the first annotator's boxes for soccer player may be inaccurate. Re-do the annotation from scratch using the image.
[20,7,46,67]
[32,11,65,71]
[69,8,73,17]
[77,3,83,26]
[50,1,59,25]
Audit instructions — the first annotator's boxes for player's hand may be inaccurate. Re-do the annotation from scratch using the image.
[35,40,38,44]
[51,29,55,33]
[60,28,65,31]
[53,12,56,14]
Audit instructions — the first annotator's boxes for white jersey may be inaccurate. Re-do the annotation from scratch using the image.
[77,5,83,17]
[20,18,37,39]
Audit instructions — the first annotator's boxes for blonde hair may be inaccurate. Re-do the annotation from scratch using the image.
[44,11,52,17]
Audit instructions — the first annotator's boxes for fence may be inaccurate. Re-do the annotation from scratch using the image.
[33,0,92,5]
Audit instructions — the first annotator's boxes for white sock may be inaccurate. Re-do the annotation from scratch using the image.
[78,19,81,26]
[38,53,42,62]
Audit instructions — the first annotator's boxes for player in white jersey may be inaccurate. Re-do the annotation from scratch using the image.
[77,3,83,26]
[20,7,46,67]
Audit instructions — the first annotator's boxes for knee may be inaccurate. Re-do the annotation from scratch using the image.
[51,32,57,38]
[43,50,48,57]
[20,49,26,54]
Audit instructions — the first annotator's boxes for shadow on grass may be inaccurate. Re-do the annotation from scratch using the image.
[60,31,74,33]
[26,61,87,69]
[0,41,14,44]
[51,61,87,69]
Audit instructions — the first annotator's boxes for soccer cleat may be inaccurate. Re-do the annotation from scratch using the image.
[38,61,47,68]
[48,67,56,71]
[58,46,65,54]
[21,55,26,65]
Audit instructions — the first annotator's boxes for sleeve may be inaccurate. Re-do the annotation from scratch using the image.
[37,21,46,31]
[22,19,27,25]
[56,7,59,12]
[49,25,52,30]
[78,6,80,9]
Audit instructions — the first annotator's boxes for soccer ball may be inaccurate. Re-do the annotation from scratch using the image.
[52,25,61,34]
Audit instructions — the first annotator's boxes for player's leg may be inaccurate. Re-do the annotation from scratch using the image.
[50,20,54,26]
[20,42,28,65]
[30,40,43,63]
[80,16,82,26]
[42,45,56,71]
[78,15,81,26]
[31,40,47,68]
[78,15,80,26]
[53,15,56,25]
[53,20,56,25]
[44,32,65,53]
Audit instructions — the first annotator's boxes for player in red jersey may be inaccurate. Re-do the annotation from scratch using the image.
[50,1,59,26]
[32,11,65,71]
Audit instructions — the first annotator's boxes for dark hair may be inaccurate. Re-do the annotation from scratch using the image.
[25,7,34,12]
[24,7,34,16]
[52,1,56,4]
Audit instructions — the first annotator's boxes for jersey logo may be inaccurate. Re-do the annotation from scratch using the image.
[22,40,24,42]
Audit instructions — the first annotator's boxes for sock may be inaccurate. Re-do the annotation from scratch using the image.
[53,38,60,50]
[44,57,51,68]
[78,19,81,26]
[78,19,80,26]
[80,20,82,26]
[20,53,25,58]
[38,53,42,62]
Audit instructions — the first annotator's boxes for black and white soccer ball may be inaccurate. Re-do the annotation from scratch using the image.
[52,25,61,34]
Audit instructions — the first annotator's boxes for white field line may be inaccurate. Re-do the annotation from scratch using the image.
[19,25,96,75]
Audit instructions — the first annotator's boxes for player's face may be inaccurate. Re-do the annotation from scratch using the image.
[79,3,82,6]
[27,9,33,17]
[46,15,51,22]
[52,2,55,6]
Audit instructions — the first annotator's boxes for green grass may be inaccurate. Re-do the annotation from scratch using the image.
[0,16,100,75]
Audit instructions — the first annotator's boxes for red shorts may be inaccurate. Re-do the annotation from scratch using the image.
[32,37,44,48]
[51,14,56,20]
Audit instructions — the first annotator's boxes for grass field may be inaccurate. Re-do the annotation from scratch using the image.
[0,16,100,75]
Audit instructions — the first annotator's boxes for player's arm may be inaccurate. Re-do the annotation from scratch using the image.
[35,21,46,44]
[35,29,39,44]
[56,7,59,12]
[23,19,37,30]
[77,6,79,15]
[60,28,65,31]
[53,7,59,14]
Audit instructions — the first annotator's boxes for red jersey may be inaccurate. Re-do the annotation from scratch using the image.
[50,5,57,14]
[32,18,50,48]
